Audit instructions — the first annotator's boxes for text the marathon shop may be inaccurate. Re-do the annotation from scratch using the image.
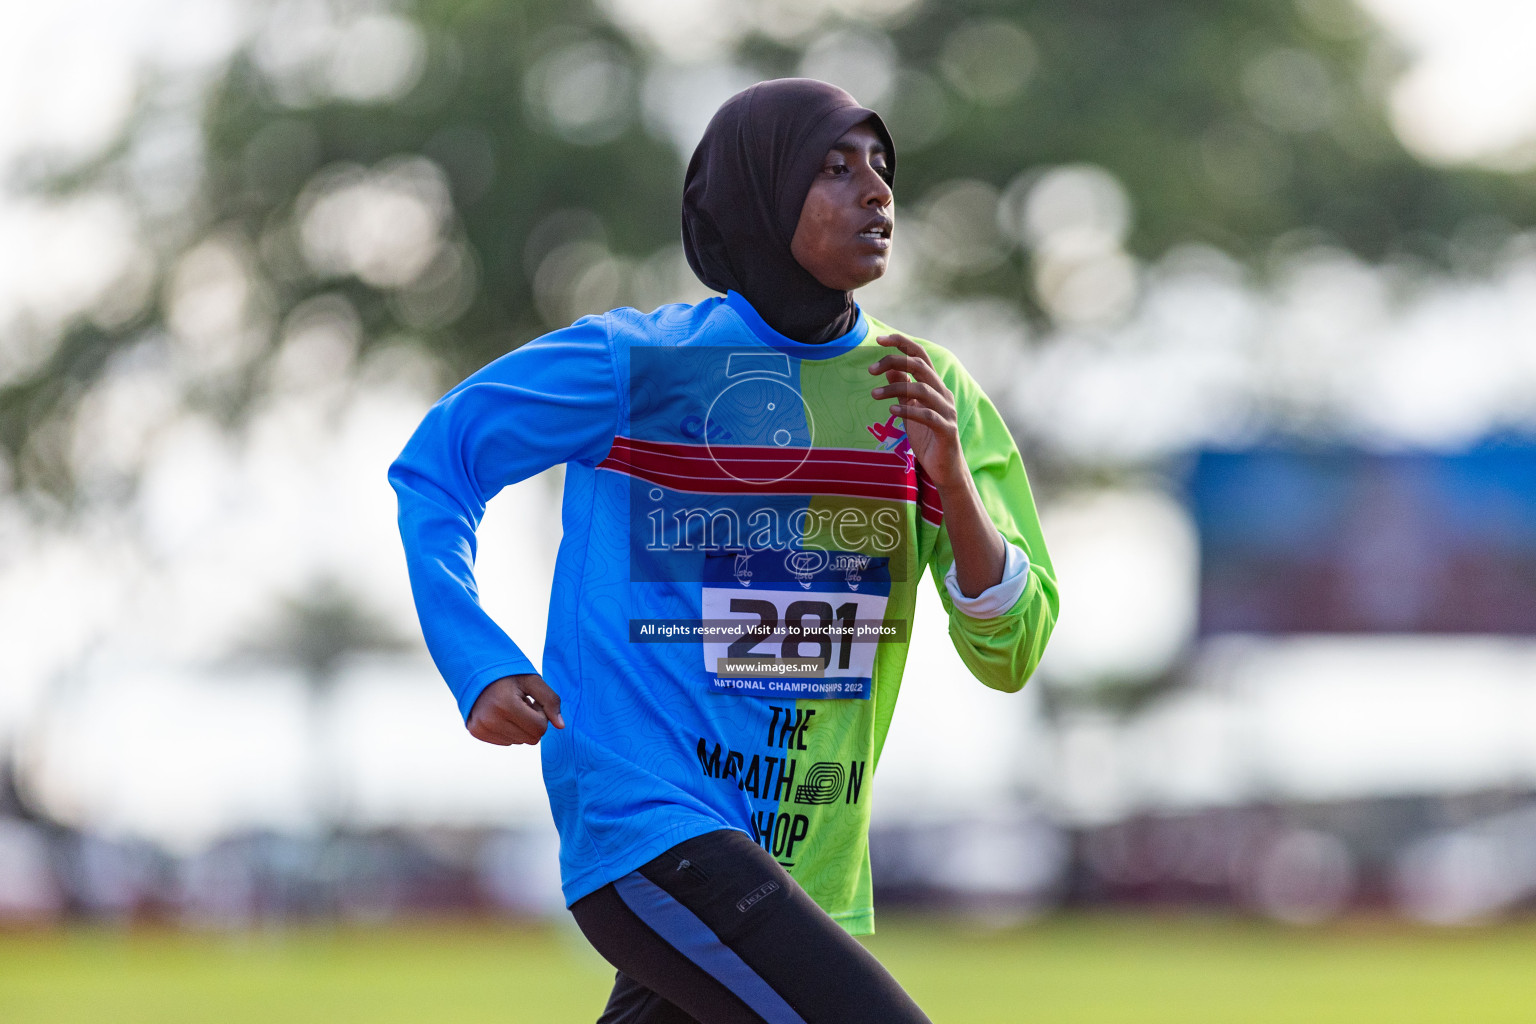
[695,705,867,865]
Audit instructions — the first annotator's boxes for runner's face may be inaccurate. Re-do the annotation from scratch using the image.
[789,123,893,292]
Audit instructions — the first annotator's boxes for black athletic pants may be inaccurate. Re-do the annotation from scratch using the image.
[569,829,931,1024]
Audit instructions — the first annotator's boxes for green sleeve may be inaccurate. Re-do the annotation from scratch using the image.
[926,368,1059,693]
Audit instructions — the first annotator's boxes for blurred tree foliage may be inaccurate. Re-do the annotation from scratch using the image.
[3,0,1532,503]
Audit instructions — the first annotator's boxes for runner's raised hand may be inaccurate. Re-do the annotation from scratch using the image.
[869,333,964,488]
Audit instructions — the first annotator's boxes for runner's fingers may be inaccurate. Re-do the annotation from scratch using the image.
[869,351,924,378]
[888,404,954,435]
[469,711,540,746]
[469,726,514,746]
[492,697,548,740]
[911,359,948,395]
[904,355,947,395]
[521,676,565,729]
[875,334,939,376]
[879,391,950,427]
[870,354,913,386]
[491,686,552,738]
[874,381,954,419]
[870,349,946,394]
[875,332,930,363]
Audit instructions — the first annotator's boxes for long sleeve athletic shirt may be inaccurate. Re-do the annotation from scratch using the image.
[389,291,1058,933]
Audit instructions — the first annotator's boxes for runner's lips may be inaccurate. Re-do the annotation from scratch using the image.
[858,217,893,240]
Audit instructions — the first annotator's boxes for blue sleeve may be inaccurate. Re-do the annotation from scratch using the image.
[387,314,620,721]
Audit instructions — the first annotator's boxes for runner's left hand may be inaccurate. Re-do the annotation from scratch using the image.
[869,334,966,489]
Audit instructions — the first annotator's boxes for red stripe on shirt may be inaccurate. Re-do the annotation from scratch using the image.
[597,437,944,525]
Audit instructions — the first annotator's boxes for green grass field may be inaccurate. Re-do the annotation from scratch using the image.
[2,914,1532,1023]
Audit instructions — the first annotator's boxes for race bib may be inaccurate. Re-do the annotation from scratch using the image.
[701,550,891,699]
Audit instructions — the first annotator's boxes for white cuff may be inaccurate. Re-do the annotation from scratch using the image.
[944,540,1031,619]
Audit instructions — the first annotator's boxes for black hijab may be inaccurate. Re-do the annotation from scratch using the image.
[681,79,896,345]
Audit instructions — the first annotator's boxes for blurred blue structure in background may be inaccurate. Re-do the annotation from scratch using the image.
[1192,443,1536,635]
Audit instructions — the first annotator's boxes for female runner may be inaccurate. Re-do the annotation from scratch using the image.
[391,78,1058,1024]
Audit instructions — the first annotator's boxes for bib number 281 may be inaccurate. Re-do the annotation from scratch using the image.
[702,575,889,700]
